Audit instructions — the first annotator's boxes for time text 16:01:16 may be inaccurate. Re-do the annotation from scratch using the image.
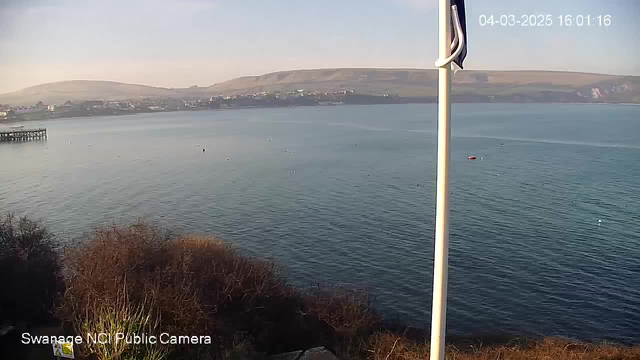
[479,14,611,27]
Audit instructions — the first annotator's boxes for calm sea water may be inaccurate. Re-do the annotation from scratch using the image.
[1,104,639,342]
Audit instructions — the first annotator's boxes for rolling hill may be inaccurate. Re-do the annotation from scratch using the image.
[1,69,638,106]
[206,68,618,95]
[205,69,639,101]
[0,80,183,106]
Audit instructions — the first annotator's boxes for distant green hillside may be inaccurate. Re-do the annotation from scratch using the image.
[206,69,615,95]
[0,80,181,106]
[1,69,638,106]
[206,69,638,101]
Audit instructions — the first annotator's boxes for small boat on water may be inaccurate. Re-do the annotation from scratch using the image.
[468,156,476,160]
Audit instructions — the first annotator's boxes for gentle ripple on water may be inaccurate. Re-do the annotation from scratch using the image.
[1,104,639,342]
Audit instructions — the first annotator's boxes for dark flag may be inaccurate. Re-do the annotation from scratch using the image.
[451,0,467,68]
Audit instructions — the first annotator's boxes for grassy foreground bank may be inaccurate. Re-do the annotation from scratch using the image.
[1,214,638,360]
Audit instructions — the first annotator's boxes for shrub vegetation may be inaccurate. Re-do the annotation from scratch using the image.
[0,213,63,325]
[1,216,639,360]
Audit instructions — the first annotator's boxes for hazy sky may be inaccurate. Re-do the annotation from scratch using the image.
[0,0,638,93]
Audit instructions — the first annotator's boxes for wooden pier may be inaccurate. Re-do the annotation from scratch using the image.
[0,128,47,141]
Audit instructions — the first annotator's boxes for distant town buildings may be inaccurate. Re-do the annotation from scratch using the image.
[14,106,47,114]
[0,89,362,122]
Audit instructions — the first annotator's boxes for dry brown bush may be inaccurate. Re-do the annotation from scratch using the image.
[305,285,378,336]
[75,285,167,360]
[60,221,379,359]
[365,332,640,360]
[0,213,63,325]
[2,215,638,360]
[57,220,640,360]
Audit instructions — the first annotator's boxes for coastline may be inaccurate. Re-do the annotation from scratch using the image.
[2,100,638,125]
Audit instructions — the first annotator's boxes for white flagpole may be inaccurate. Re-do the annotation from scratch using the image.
[430,0,452,359]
